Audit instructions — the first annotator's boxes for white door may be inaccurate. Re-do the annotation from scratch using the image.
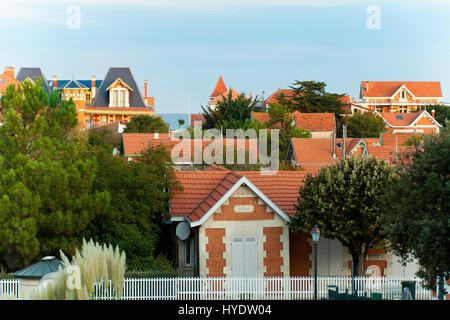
[232,236,257,277]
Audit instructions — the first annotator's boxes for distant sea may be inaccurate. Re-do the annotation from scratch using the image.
[158,113,190,130]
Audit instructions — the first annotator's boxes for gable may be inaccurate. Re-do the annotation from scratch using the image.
[211,185,276,222]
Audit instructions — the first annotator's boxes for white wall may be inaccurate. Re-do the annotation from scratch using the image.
[315,238,343,276]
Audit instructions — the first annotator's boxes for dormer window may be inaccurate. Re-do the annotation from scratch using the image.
[107,78,133,107]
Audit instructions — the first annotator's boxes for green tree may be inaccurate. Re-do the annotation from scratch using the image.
[201,91,257,130]
[267,103,312,161]
[178,119,185,128]
[0,79,109,270]
[382,126,449,293]
[345,112,387,138]
[288,80,346,116]
[123,115,169,133]
[289,156,398,276]
[83,143,179,271]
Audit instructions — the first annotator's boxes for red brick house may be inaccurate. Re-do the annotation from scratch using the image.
[169,167,418,278]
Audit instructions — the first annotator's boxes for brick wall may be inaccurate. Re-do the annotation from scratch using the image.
[214,197,274,221]
[289,233,312,276]
[263,227,284,277]
[205,228,226,277]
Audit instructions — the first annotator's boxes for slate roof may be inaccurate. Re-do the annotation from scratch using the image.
[16,67,51,95]
[91,67,147,108]
[49,79,103,90]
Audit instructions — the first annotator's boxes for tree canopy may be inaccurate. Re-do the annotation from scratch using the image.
[345,112,387,138]
[382,126,450,291]
[123,115,169,133]
[82,137,179,271]
[201,91,257,130]
[290,156,398,276]
[0,79,109,270]
[287,80,346,116]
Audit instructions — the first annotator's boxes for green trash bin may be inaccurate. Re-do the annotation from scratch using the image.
[401,281,416,300]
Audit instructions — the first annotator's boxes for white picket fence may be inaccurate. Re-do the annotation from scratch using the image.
[92,276,433,300]
[1,277,433,300]
[0,279,20,300]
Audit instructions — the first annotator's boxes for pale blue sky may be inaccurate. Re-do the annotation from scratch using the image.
[1,0,449,113]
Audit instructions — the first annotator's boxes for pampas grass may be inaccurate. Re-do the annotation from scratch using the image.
[29,238,126,300]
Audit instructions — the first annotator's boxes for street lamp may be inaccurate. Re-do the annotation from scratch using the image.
[311,225,320,300]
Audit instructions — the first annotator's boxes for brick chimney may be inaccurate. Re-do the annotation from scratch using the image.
[432,109,436,119]
[91,75,96,99]
[144,79,148,101]
[52,75,58,89]
[5,66,15,78]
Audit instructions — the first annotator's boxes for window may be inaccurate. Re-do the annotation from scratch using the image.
[185,237,195,266]
[113,90,118,107]
[110,88,128,107]
[120,90,125,106]
[401,90,406,99]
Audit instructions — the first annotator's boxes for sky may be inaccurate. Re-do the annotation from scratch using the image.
[1,0,450,113]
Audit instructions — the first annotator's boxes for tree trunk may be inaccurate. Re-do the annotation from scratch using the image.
[351,251,366,277]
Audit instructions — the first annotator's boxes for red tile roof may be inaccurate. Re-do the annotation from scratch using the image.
[190,114,206,126]
[170,170,309,220]
[361,81,442,98]
[381,133,418,146]
[209,89,241,104]
[290,138,344,165]
[209,76,228,98]
[265,89,296,104]
[123,134,258,160]
[377,111,423,127]
[292,112,336,132]
[251,112,336,132]
[122,133,173,155]
[251,112,271,124]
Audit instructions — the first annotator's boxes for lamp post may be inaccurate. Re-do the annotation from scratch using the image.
[311,225,320,300]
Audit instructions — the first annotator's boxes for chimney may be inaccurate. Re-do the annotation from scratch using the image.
[5,66,15,78]
[332,131,336,159]
[249,92,253,98]
[52,75,58,89]
[144,79,148,103]
[432,109,436,119]
[366,81,369,92]
[91,75,96,99]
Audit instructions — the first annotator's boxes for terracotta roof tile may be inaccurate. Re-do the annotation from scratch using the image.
[252,112,336,132]
[210,76,228,98]
[361,81,442,98]
[170,171,309,220]
[190,114,206,126]
[378,111,423,127]
[265,89,296,104]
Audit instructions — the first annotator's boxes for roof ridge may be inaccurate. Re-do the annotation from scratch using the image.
[188,171,242,221]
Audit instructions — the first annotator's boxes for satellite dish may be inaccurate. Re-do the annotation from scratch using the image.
[176,222,190,240]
